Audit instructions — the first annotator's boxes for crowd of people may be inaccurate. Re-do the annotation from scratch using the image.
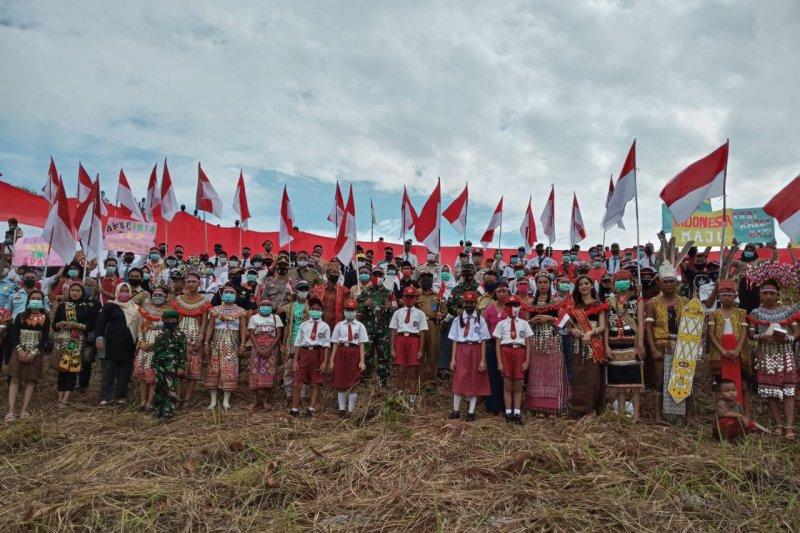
[0,220,798,443]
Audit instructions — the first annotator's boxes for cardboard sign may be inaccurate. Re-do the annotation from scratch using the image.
[104,217,157,254]
[672,209,734,247]
[11,236,67,267]
[732,208,775,244]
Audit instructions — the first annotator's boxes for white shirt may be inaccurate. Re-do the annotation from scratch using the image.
[525,256,557,270]
[382,275,400,293]
[331,319,370,344]
[389,306,430,334]
[294,319,331,348]
[639,255,658,270]
[492,317,534,345]
[398,252,419,268]
[247,313,284,335]
[607,255,623,275]
[448,311,491,343]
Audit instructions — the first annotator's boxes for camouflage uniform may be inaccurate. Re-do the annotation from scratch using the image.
[357,283,394,384]
[152,329,186,419]
[446,279,480,316]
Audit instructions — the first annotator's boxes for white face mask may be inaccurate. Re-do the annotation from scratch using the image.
[297,290,309,299]
[297,260,308,268]
[510,307,520,318]
[426,254,436,262]
[344,310,357,321]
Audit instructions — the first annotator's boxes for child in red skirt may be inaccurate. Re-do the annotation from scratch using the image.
[329,299,369,417]
[389,286,429,405]
[291,297,331,417]
[492,295,533,424]
[715,378,766,442]
[447,291,491,421]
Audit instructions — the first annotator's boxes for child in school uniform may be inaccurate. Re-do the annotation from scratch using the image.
[291,297,331,417]
[389,286,429,404]
[448,291,492,421]
[493,295,533,424]
[329,299,369,417]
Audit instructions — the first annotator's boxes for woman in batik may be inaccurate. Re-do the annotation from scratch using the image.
[133,286,171,410]
[52,282,91,408]
[567,275,608,416]
[247,297,284,411]
[172,272,211,407]
[203,284,248,410]
[5,290,49,423]
[605,271,644,421]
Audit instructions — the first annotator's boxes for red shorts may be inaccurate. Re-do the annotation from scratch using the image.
[500,345,526,380]
[295,347,327,385]
[393,334,421,367]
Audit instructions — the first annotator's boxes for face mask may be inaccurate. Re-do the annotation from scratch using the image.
[344,310,357,321]
[27,299,44,310]
[593,261,603,269]
[401,270,412,279]
[328,275,340,283]
[484,281,499,294]
[463,305,477,315]
[358,273,370,282]
[517,285,530,294]
[252,261,262,269]
[570,255,578,261]
[558,282,574,293]
[205,268,214,276]
[167,259,178,267]
[23,279,36,288]
[264,258,274,266]
[83,286,94,297]
[403,297,416,306]
[514,270,524,279]
[149,253,160,261]
[743,251,756,260]
[106,266,117,274]
[129,278,141,287]
[562,257,571,265]
[67,269,79,278]
[615,280,631,292]
[426,254,436,262]
[297,260,308,268]
[297,290,309,299]
[309,310,323,320]
[246,274,257,283]
[420,279,433,290]
[123,256,134,264]
[277,267,289,275]
[440,272,451,282]
[464,246,472,253]
[229,275,242,285]
[164,321,178,331]
[222,293,237,304]
[259,305,272,316]
[117,293,132,303]
[510,306,520,317]
[218,258,227,265]
[642,278,653,287]
[387,269,397,276]
[510,257,519,265]
[243,251,251,258]
[152,295,166,305]
[637,251,645,259]
[229,261,239,268]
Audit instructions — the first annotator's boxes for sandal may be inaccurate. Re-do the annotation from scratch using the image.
[4,413,16,424]
[785,427,796,441]
[19,411,30,419]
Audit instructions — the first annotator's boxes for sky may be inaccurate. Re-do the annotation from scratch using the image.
[1,0,798,248]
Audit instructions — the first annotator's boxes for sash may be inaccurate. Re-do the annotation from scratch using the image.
[569,303,607,363]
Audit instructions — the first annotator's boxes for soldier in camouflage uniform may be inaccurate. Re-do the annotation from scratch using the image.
[447,263,481,317]
[357,267,395,385]
[152,310,186,421]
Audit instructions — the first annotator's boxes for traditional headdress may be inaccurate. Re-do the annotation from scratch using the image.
[656,232,694,280]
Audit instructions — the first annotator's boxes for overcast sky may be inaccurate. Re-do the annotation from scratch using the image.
[1,0,798,247]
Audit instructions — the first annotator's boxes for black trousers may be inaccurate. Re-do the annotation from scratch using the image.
[100,358,133,401]
[57,371,78,392]
[78,360,93,389]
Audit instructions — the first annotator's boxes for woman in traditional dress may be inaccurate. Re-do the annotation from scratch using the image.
[747,279,798,440]
[133,286,171,410]
[483,283,510,414]
[567,275,608,416]
[247,297,284,411]
[95,283,140,406]
[52,282,91,409]
[707,280,749,410]
[604,271,644,421]
[524,270,570,415]
[172,272,211,407]
[203,284,248,410]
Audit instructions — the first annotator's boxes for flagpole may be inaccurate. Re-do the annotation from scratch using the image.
[633,140,642,288]
[498,203,503,251]
[239,224,243,255]
[720,138,730,257]
[203,212,208,253]
[463,181,468,245]
[370,199,374,242]
[602,173,611,249]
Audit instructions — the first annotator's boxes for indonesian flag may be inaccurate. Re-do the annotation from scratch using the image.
[233,170,251,228]
[116,169,144,221]
[520,196,537,251]
[660,141,728,224]
[77,162,93,202]
[41,176,76,263]
[160,158,179,221]
[145,163,161,221]
[327,181,346,228]
[764,174,800,242]
[479,197,503,248]
[413,179,441,253]
[334,185,358,264]
[196,163,223,218]
[400,185,418,238]
[42,156,60,204]
[540,185,556,244]
[443,184,469,235]
[75,177,104,260]
[603,140,636,230]
[279,185,295,247]
[570,192,587,247]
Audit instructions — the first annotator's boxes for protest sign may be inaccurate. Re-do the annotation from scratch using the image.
[732,208,775,244]
[672,209,733,247]
[11,236,67,267]
[104,217,157,254]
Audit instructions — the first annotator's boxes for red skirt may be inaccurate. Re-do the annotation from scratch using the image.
[720,334,743,404]
[451,343,491,396]
[332,344,362,390]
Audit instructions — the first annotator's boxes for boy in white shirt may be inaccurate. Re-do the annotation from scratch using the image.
[389,287,429,404]
[493,295,533,424]
[329,299,369,417]
[447,291,492,421]
[291,297,331,417]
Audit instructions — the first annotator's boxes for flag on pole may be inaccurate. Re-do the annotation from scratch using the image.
[540,185,556,244]
[570,192,587,247]
[233,170,251,228]
[604,174,625,230]
[334,185,358,264]
[42,157,60,204]
[370,198,378,226]
[520,196,537,252]
[763,174,800,242]
[160,158,179,221]
[116,169,145,221]
[479,197,503,248]
[413,179,441,253]
[400,185,418,239]
[196,163,223,218]
[77,162,93,202]
[145,163,161,221]
[41,176,75,263]
[443,184,469,235]
[75,178,104,260]
[603,141,636,230]
[660,141,728,224]
[327,181,346,227]
[279,185,295,247]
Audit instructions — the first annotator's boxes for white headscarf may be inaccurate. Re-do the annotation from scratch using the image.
[113,282,140,340]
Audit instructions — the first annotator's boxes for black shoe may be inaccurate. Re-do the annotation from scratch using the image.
[513,414,524,425]
[448,410,460,420]
[159,414,173,422]
[465,413,476,422]
[504,413,513,423]
[290,409,300,417]
[304,409,314,418]
[338,410,347,418]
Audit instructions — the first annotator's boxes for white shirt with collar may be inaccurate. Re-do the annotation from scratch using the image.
[389,306,429,334]
[398,252,419,267]
[331,319,370,344]
[525,256,557,270]
[607,255,622,274]
[448,311,491,343]
[294,319,332,348]
[492,316,534,345]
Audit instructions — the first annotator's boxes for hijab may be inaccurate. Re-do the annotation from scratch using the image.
[113,282,140,339]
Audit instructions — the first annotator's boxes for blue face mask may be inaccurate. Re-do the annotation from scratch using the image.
[637,250,645,259]
[28,300,43,310]
[615,280,631,292]
[358,273,370,282]
[105,266,116,274]
[309,310,323,320]
[440,272,451,282]
[259,305,272,316]
[222,293,236,304]
[143,273,150,281]
[743,251,756,260]
[558,282,574,293]
[67,269,79,278]
[149,253,160,261]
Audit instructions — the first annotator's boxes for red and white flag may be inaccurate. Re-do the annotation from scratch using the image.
[41,176,75,263]
[604,175,625,230]
[279,185,295,247]
[479,197,503,248]
[570,193,587,247]
[75,178,104,260]
[77,162,93,202]
[443,184,469,235]
[327,181,346,228]
[160,158,179,221]
[400,185,418,239]
[42,156,60,204]
[116,169,144,221]
[660,141,728,224]
[603,141,637,230]
[196,163,223,218]
[233,171,251,228]
[540,185,556,244]
[145,163,161,221]
[520,196,537,252]
[334,185,358,264]
[413,179,441,253]
[764,174,800,242]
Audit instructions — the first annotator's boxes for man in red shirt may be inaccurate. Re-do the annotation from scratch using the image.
[99,257,122,304]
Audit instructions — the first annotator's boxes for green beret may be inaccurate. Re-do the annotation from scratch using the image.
[162,309,179,320]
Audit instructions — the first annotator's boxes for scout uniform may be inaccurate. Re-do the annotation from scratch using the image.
[416,276,445,386]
